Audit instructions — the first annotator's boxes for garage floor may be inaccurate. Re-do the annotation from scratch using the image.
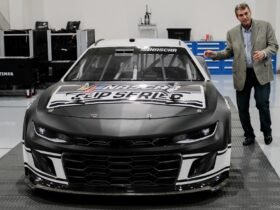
[212,74,280,177]
[0,75,280,209]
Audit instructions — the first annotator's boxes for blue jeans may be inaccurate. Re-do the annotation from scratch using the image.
[236,68,271,138]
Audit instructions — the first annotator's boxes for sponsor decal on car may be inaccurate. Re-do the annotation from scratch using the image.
[140,48,177,53]
[46,83,206,109]
[78,83,97,93]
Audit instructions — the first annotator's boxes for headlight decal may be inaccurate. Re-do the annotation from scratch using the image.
[33,123,68,143]
[174,122,218,144]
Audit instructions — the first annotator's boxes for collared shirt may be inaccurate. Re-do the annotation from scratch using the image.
[242,26,253,68]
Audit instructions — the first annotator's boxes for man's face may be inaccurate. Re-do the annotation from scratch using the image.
[236,7,252,28]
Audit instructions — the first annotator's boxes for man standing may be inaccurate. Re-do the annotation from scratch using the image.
[204,3,278,146]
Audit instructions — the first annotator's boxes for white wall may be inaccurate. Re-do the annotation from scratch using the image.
[39,0,254,40]
[22,0,32,29]
[9,0,44,30]
[30,0,45,28]
[0,0,10,29]
[255,0,276,27]
[0,0,10,22]
[7,0,278,40]
[5,0,280,69]
[9,0,23,29]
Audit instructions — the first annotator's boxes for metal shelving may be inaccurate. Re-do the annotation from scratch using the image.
[186,41,277,74]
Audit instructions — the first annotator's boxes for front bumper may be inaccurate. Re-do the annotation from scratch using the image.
[22,142,231,195]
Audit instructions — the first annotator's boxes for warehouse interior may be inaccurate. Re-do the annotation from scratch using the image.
[1,0,280,209]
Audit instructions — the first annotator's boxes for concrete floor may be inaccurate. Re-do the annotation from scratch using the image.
[0,74,280,177]
[213,74,280,177]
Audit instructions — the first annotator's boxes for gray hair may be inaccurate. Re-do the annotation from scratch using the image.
[235,3,251,15]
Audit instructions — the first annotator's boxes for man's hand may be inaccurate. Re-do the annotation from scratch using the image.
[253,51,265,61]
[204,50,217,58]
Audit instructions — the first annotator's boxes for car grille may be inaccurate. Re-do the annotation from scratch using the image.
[70,136,172,148]
[63,153,181,190]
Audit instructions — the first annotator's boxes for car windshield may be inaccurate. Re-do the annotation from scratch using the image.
[64,47,204,81]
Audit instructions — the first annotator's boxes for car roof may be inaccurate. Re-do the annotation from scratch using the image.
[90,38,184,49]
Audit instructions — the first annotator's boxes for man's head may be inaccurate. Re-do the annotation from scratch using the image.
[235,3,252,28]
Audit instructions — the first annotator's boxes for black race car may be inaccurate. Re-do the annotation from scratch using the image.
[22,38,231,195]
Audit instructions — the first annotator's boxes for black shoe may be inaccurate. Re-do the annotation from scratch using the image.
[243,137,255,146]
[264,136,273,145]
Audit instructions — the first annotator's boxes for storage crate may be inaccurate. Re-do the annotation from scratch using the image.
[167,28,191,41]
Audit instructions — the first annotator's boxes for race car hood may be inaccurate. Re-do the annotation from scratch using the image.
[38,82,219,119]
